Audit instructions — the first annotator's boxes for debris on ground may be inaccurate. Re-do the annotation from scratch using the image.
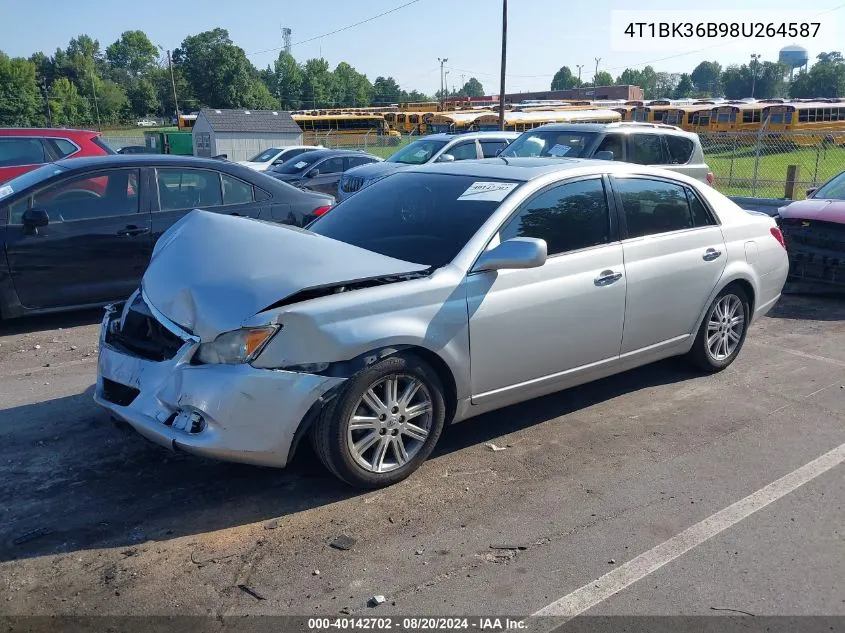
[367,595,386,607]
[340,606,351,615]
[608,559,616,564]
[415,549,424,556]
[486,443,507,452]
[490,543,529,551]
[34,344,41,350]
[313,569,320,576]
[330,534,356,551]
[121,548,138,557]
[264,518,280,530]
[238,584,266,601]
[13,527,52,546]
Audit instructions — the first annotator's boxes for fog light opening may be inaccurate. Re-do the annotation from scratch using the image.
[171,410,206,434]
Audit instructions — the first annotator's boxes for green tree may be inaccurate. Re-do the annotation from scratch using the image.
[405,90,430,102]
[652,72,679,98]
[690,61,722,95]
[616,68,641,86]
[673,73,694,99]
[0,52,42,126]
[594,70,614,87]
[789,52,845,98]
[49,76,90,126]
[106,30,158,76]
[551,66,580,90]
[126,77,159,117]
[639,66,658,98]
[301,58,333,108]
[457,77,484,97]
[372,76,402,106]
[332,61,372,107]
[95,79,129,123]
[274,51,303,109]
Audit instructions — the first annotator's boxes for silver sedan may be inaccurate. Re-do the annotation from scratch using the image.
[95,158,789,488]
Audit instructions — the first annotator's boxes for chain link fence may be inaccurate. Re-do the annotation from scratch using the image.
[302,131,414,159]
[101,134,147,152]
[700,130,845,200]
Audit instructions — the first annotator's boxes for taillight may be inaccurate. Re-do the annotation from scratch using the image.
[770,226,786,249]
[706,172,714,185]
[312,205,332,217]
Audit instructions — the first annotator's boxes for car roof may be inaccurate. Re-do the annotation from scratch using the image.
[53,154,248,170]
[406,156,703,184]
[526,122,695,137]
[0,128,99,138]
[293,148,378,159]
[422,131,521,141]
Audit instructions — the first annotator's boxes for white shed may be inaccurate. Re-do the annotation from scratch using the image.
[192,109,304,161]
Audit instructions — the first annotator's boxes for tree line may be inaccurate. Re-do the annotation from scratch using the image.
[550,52,845,101]
[0,28,488,128]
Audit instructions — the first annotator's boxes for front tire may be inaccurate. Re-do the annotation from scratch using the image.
[686,285,750,372]
[310,354,446,488]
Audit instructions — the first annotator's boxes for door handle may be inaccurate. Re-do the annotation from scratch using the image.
[594,270,623,286]
[117,225,150,237]
[702,248,722,261]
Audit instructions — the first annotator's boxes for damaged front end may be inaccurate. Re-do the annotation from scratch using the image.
[779,217,845,291]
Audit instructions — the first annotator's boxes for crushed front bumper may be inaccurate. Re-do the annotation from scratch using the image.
[780,217,845,290]
[94,299,345,468]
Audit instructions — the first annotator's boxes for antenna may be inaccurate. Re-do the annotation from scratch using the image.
[281,27,292,54]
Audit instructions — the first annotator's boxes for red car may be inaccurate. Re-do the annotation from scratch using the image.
[777,170,845,291]
[0,128,115,184]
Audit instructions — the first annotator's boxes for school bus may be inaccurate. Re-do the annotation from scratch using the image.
[399,101,440,112]
[663,104,715,132]
[177,114,197,131]
[630,100,674,123]
[391,111,434,134]
[427,111,491,133]
[761,101,845,145]
[475,109,621,132]
[292,114,402,145]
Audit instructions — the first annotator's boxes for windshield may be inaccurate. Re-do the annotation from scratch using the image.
[248,148,282,162]
[309,172,521,268]
[813,172,845,199]
[387,139,448,164]
[0,163,67,201]
[501,131,598,158]
[270,153,322,174]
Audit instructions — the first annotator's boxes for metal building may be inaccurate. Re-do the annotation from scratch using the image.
[192,109,303,161]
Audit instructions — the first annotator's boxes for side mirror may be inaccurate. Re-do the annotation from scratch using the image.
[22,208,49,229]
[473,237,547,272]
[595,150,615,161]
[307,169,319,178]
[436,153,455,163]
[806,187,817,198]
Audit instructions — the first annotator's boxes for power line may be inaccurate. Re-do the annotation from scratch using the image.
[247,0,423,57]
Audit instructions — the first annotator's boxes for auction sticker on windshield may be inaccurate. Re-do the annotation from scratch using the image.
[0,185,12,200]
[548,144,572,156]
[458,181,519,202]
[294,161,308,169]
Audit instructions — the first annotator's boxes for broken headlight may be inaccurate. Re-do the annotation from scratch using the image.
[194,326,278,365]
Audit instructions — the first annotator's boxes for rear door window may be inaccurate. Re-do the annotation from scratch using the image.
[595,134,623,160]
[626,134,666,165]
[664,136,694,164]
[445,141,479,161]
[316,157,344,174]
[0,138,46,167]
[480,140,509,158]
[155,168,222,211]
[221,173,254,205]
[615,178,694,238]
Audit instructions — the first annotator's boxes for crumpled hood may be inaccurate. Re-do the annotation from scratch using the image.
[142,210,428,340]
[779,199,845,224]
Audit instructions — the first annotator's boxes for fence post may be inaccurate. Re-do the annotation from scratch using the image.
[728,134,736,189]
[784,165,800,200]
[813,145,821,186]
[751,130,762,197]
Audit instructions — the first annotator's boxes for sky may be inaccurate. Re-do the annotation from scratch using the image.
[0,0,842,95]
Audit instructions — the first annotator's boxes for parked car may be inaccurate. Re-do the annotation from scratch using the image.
[266,149,382,196]
[0,154,334,319]
[237,146,324,171]
[136,120,158,127]
[0,128,114,184]
[117,145,147,155]
[337,131,519,200]
[95,159,788,488]
[500,122,714,185]
[776,170,845,291]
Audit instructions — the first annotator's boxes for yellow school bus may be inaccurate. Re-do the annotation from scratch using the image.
[292,114,402,145]
[663,104,715,132]
[177,114,197,131]
[399,101,440,112]
[427,111,491,133]
[630,100,674,123]
[391,111,434,134]
[762,101,845,145]
[475,109,621,132]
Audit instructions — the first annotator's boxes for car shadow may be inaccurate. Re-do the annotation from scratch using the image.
[766,293,845,322]
[0,357,698,564]
[0,307,104,335]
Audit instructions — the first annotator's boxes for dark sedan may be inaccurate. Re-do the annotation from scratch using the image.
[0,154,334,319]
[265,149,381,196]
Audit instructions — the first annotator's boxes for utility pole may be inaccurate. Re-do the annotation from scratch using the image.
[750,53,760,98]
[498,0,507,130]
[438,57,448,108]
[167,49,180,118]
[576,64,583,85]
[594,57,601,84]
[90,72,101,131]
[41,79,53,127]
[445,70,450,96]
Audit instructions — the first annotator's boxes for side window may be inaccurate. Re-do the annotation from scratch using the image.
[0,138,46,167]
[626,134,665,165]
[347,156,376,168]
[13,169,139,223]
[446,142,478,161]
[221,173,254,205]
[156,168,222,211]
[480,140,508,158]
[595,134,623,160]
[615,178,693,238]
[498,178,611,256]
[664,136,694,164]
[44,138,79,159]
[686,188,716,227]
[316,157,344,174]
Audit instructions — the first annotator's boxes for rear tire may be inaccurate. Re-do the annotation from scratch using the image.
[686,285,750,373]
[310,354,446,488]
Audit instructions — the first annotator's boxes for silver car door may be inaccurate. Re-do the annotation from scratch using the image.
[610,175,727,355]
[466,176,626,406]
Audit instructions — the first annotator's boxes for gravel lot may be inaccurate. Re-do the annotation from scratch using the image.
[1,295,843,619]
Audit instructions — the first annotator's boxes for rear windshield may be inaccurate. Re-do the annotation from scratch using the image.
[270,152,323,174]
[249,148,282,162]
[92,136,116,154]
[501,131,598,158]
[813,172,845,199]
[387,139,448,164]
[308,172,522,268]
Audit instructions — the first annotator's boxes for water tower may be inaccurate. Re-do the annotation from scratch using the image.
[779,44,809,80]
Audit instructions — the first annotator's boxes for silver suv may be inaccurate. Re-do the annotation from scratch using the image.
[337,131,520,200]
[500,122,713,185]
